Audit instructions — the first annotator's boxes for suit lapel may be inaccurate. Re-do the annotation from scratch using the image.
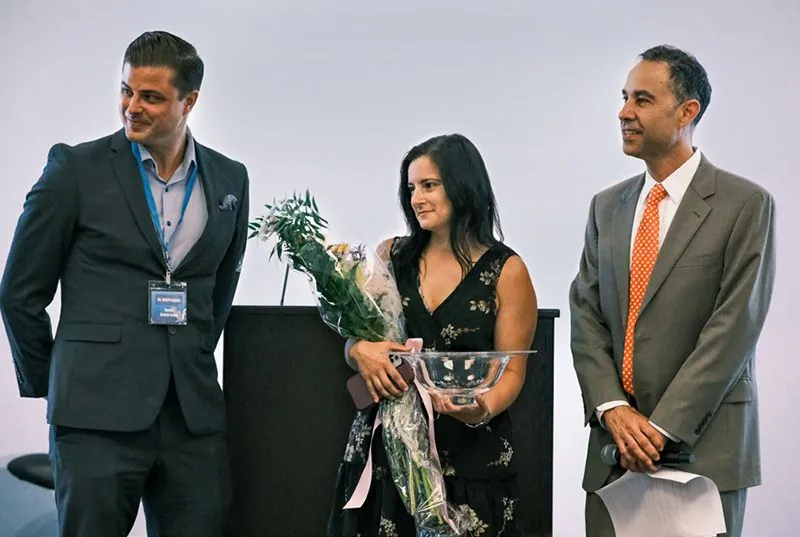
[175,142,220,272]
[612,175,644,325]
[639,157,716,313]
[109,129,166,267]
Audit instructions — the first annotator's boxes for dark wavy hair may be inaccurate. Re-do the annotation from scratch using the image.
[394,133,503,278]
[640,45,712,126]
[123,31,204,98]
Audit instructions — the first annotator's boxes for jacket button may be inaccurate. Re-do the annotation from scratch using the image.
[168,327,177,336]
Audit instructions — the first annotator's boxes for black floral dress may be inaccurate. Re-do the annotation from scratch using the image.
[326,240,520,537]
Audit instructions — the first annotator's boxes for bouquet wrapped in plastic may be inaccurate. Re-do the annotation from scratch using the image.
[249,191,467,536]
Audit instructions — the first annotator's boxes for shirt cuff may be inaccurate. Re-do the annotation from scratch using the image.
[649,421,680,442]
[595,400,630,428]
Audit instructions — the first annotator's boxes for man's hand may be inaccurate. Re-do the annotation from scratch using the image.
[603,405,666,472]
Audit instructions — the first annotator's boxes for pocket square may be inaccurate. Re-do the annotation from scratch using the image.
[219,194,238,212]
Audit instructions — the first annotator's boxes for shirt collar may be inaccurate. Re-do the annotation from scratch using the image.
[137,129,196,183]
[642,148,702,206]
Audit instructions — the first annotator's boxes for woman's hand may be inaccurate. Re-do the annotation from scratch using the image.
[430,392,492,426]
[350,340,412,403]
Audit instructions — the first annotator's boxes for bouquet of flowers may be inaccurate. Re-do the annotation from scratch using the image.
[249,191,467,536]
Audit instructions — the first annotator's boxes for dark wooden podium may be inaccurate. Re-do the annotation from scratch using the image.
[223,306,558,536]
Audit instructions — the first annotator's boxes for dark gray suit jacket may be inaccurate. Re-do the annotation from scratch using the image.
[570,155,775,492]
[0,129,249,435]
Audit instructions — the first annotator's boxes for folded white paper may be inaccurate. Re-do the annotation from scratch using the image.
[595,468,726,537]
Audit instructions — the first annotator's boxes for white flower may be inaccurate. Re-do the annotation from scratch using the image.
[257,204,280,242]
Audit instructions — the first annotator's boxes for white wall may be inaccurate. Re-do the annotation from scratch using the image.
[0,1,797,535]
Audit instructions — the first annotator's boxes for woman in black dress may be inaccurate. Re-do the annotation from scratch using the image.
[327,133,538,536]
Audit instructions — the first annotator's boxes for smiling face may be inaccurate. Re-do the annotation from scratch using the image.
[407,155,453,234]
[618,60,698,162]
[119,63,197,149]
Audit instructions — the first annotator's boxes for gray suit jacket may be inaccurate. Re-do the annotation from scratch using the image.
[570,154,775,493]
[0,129,250,435]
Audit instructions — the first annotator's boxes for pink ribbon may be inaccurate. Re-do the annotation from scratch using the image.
[342,412,382,509]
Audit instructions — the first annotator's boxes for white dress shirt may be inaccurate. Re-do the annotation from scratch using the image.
[596,148,703,442]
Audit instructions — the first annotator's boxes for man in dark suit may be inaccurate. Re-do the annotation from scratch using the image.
[0,31,250,537]
[570,45,775,537]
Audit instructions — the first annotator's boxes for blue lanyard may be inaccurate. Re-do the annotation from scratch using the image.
[131,142,198,274]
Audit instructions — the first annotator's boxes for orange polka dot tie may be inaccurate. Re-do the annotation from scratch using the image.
[622,183,667,395]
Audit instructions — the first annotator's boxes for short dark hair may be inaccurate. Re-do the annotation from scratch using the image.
[123,31,204,98]
[640,45,712,126]
[395,133,503,278]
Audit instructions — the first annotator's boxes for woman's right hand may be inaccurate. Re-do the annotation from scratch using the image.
[349,340,412,403]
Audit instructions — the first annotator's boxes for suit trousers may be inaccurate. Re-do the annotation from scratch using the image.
[49,379,231,537]
[585,466,748,537]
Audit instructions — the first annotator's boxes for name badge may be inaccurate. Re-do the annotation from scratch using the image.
[149,280,188,325]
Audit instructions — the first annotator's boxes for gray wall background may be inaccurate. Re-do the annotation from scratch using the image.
[0,1,796,534]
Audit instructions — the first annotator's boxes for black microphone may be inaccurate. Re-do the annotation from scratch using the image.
[601,444,696,466]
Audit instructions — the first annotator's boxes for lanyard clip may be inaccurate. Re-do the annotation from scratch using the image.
[166,269,172,285]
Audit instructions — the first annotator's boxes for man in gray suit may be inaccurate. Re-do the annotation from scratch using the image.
[0,31,249,536]
[570,45,775,537]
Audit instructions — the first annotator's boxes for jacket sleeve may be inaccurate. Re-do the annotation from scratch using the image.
[570,194,628,425]
[0,144,79,397]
